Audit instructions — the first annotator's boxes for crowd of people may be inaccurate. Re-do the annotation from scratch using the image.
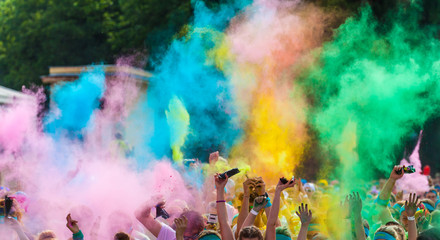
[1,156,440,240]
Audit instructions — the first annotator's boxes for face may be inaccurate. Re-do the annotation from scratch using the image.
[184,228,201,240]
[426,192,437,203]
[400,211,409,231]
[241,238,260,240]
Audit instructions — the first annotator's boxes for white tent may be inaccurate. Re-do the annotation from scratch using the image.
[0,85,35,104]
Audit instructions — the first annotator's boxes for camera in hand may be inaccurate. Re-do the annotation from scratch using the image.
[4,195,12,217]
[280,177,294,184]
[219,168,240,179]
[395,165,416,174]
[155,204,170,220]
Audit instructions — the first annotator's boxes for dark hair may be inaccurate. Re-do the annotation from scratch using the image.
[114,232,130,240]
[239,226,263,240]
[180,210,205,234]
[417,227,440,240]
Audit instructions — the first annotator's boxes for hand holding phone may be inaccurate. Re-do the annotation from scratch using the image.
[219,168,240,179]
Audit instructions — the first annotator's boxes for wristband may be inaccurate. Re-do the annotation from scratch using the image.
[216,200,226,203]
[374,197,390,207]
[250,209,259,215]
[407,216,415,221]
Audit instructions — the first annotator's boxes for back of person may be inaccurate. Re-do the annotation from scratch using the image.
[417,227,440,240]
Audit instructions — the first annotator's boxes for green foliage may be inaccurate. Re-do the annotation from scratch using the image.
[0,0,193,90]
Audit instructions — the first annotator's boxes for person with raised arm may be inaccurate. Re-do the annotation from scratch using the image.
[348,192,366,240]
[296,203,312,240]
[404,193,419,240]
[235,178,254,239]
[376,166,404,225]
[174,216,188,240]
[66,213,84,240]
[135,201,204,240]
[266,178,296,240]
[5,217,30,240]
[215,173,234,240]
[242,196,268,228]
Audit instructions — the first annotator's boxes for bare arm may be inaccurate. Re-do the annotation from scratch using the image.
[377,166,404,224]
[296,203,312,240]
[379,166,403,201]
[235,178,253,239]
[135,203,163,237]
[266,179,296,240]
[405,193,419,240]
[242,196,268,227]
[5,218,30,240]
[216,174,235,240]
[175,216,188,240]
[349,192,366,240]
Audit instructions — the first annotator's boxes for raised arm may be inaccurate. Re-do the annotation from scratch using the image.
[348,192,366,240]
[235,178,254,238]
[66,213,84,240]
[377,166,404,224]
[404,193,419,240]
[215,173,234,240]
[242,196,268,227]
[174,216,188,240]
[296,203,312,240]
[135,202,163,237]
[5,218,30,240]
[379,166,403,202]
[266,178,296,240]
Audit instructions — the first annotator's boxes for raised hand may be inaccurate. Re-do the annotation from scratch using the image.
[254,177,266,196]
[404,193,419,217]
[215,173,229,190]
[390,165,404,180]
[276,177,296,192]
[348,192,362,216]
[66,213,80,234]
[296,203,312,225]
[174,216,188,240]
[252,196,269,212]
[243,178,255,197]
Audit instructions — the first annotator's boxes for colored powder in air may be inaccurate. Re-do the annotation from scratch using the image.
[45,65,106,139]
[303,4,440,189]
[144,0,249,160]
[396,130,429,194]
[166,96,190,161]
[209,0,333,181]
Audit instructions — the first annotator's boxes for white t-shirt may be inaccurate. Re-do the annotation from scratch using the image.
[158,223,176,240]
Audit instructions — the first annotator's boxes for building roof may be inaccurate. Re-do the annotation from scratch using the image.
[0,86,35,104]
[41,65,152,84]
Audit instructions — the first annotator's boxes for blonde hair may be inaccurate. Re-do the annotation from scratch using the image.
[37,230,57,240]
[374,226,399,240]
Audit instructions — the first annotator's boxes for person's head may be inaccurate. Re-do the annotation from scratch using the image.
[363,219,370,238]
[385,222,405,240]
[417,227,440,240]
[276,226,292,240]
[422,199,436,213]
[425,189,438,203]
[374,226,399,240]
[114,232,130,240]
[399,207,411,230]
[180,210,205,240]
[37,230,57,240]
[239,226,263,240]
[197,230,221,240]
